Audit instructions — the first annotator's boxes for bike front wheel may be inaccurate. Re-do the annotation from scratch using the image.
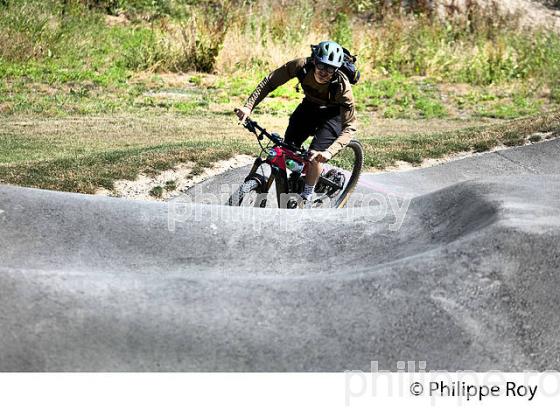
[227,179,268,207]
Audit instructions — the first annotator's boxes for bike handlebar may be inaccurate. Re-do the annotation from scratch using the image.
[235,110,308,158]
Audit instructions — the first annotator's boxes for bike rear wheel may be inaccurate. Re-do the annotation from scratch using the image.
[316,139,363,208]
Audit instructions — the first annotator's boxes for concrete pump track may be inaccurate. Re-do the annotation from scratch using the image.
[1,139,559,371]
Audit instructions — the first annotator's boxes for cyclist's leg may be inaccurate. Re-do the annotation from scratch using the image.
[306,112,342,186]
[284,103,319,147]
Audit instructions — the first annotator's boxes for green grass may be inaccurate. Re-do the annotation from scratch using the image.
[0,136,254,193]
[358,111,560,169]
[1,111,558,194]
[475,95,542,119]
[1,1,560,120]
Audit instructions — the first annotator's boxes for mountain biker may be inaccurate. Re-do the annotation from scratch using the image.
[235,40,357,202]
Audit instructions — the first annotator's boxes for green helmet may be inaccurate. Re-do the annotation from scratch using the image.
[312,40,344,68]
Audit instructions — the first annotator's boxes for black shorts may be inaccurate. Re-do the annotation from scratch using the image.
[284,101,342,152]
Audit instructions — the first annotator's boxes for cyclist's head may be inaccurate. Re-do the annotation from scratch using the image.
[312,41,344,70]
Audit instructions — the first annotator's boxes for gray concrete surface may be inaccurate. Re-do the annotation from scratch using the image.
[0,139,559,371]
[179,138,560,203]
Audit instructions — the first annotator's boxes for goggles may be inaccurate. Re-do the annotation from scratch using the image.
[314,61,337,75]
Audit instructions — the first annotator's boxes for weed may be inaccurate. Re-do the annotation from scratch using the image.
[502,130,526,146]
[473,141,493,152]
[190,164,204,176]
[149,185,163,197]
[189,75,202,86]
[529,134,542,143]
[165,179,177,191]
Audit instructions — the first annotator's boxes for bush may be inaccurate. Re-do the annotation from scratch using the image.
[331,12,352,48]
[3,0,560,100]
[81,0,178,20]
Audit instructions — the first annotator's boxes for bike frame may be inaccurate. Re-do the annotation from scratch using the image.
[244,146,308,207]
[238,114,346,208]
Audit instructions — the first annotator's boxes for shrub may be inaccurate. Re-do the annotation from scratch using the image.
[331,12,352,48]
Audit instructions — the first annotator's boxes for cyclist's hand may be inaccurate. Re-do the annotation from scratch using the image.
[308,150,332,163]
[235,107,251,123]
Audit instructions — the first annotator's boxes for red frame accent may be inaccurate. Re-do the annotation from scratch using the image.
[268,146,308,173]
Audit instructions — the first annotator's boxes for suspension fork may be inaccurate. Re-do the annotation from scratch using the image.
[272,166,288,207]
[244,157,270,190]
[243,157,276,207]
[243,158,295,208]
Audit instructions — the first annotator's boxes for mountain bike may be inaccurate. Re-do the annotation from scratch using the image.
[227,113,363,209]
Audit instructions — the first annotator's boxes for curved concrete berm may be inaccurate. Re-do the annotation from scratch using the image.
[0,140,559,371]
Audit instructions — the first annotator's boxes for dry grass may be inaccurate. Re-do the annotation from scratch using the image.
[0,114,253,164]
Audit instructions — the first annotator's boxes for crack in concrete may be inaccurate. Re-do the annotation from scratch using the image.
[494,151,539,174]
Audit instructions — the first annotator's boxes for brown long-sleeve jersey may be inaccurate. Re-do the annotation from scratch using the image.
[243,58,357,156]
